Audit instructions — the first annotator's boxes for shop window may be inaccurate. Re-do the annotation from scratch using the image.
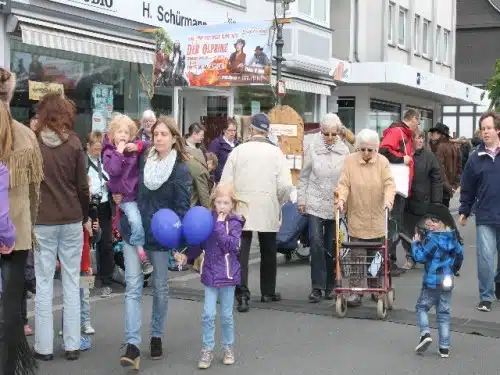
[442,105,457,113]
[459,105,474,113]
[442,116,457,137]
[337,97,355,131]
[369,99,401,137]
[459,116,474,138]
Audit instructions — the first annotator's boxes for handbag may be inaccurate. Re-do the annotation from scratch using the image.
[389,129,410,198]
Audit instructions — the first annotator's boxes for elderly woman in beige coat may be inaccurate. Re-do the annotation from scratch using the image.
[298,114,349,303]
[336,129,396,307]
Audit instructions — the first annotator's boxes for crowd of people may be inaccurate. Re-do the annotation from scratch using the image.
[0,60,500,372]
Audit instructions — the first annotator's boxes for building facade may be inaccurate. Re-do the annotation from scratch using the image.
[329,0,486,136]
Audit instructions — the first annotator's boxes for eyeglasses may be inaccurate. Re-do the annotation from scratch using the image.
[322,132,337,137]
[360,148,374,152]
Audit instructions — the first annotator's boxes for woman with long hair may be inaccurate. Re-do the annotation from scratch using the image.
[0,67,43,375]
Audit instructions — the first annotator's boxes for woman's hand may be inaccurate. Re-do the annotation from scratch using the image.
[337,200,345,213]
[217,212,227,222]
[92,219,100,232]
[0,244,14,255]
[84,219,92,235]
[384,201,393,211]
[116,141,126,154]
[459,214,467,227]
[112,194,123,205]
[124,143,139,153]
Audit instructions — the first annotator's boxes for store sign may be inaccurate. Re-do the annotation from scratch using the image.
[46,0,236,27]
[154,21,272,88]
[270,124,298,137]
[28,81,64,100]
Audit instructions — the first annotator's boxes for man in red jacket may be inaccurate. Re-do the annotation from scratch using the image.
[379,108,420,276]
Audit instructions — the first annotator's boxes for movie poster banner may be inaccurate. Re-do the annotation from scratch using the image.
[154,21,273,88]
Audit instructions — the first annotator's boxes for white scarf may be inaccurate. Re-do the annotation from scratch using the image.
[143,148,177,191]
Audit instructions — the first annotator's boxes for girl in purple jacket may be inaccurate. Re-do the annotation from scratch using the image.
[195,183,244,369]
[102,114,153,275]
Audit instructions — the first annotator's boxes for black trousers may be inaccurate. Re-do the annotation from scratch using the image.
[97,201,114,286]
[0,250,36,375]
[442,194,451,208]
[236,231,278,298]
[388,195,406,262]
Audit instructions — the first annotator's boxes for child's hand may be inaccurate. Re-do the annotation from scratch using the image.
[0,244,14,255]
[116,141,126,154]
[413,233,421,241]
[124,143,138,152]
[217,212,227,222]
[173,252,188,265]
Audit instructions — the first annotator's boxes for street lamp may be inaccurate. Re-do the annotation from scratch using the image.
[266,0,295,105]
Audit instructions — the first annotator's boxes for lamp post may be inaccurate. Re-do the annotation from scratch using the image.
[266,0,295,105]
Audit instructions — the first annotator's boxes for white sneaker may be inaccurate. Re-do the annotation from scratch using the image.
[81,323,95,335]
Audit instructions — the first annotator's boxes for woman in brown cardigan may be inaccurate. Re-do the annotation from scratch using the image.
[0,68,43,375]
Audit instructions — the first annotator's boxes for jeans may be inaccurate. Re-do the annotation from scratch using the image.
[34,223,83,354]
[123,241,169,346]
[80,288,90,326]
[476,225,500,302]
[415,287,452,349]
[236,231,277,298]
[308,215,335,291]
[202,286,236,350]
[388,195,405,262]
[120,201,145,247]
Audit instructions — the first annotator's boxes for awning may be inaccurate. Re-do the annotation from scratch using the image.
[271,76,332,96]
[14,15,155,65]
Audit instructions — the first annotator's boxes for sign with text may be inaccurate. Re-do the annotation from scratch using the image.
[28,81,64,101]
[270,124,298,137]
[155,21,272,88]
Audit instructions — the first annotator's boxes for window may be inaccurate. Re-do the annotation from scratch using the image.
[369,100,401,137]
[398,7,407,47]
[443,29,450,64]
[422,19,430,56]
[388,2,395,44]
[436,26,442,62]
[414,15,420,53]
[298,0,327,22]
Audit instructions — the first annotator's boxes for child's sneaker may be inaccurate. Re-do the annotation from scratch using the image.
[80,336,92,351]
[439,348,449,358]
[222,347,235,365]
[141,258,154,275]
[198,349,214,369]
[415,333,432,353]
[81,323,95,335]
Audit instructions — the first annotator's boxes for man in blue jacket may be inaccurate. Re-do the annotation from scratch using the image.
[459,111,500,312]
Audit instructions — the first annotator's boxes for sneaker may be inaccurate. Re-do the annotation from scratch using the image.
[439,348,449,358]
[80,336,92,351]
[120,343,141,370]
[81,323,95,335]
[415,333,432,353]
[222,347,235,365]
[478,301,492,312]
[308,289,322,303]
[24,324,33,336]
[495,283,500,301]
[150,337,163,360]
[198,349,214,369]
[141,258,154,275]
[100,286,112,298]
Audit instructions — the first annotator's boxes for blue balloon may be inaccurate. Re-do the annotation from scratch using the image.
[151,209,182,248]
[182,206,215,246]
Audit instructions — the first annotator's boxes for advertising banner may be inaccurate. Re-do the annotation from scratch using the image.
[91,84,114,131]
[28,81,64,101]
[154,21,273,88]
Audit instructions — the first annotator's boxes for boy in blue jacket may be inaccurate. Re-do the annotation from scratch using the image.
[411,216,463,358]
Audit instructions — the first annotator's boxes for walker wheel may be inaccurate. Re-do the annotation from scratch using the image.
[376,298,387,319]
[335,296,347,318]
[386,289,395,310]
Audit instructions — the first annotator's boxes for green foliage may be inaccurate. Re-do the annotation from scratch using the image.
[487,59,500,111]
[155,28,173,55]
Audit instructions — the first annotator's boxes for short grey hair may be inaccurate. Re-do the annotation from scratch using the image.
[354,129,380,149]
[141,109,156,126]
[320,113,342,133]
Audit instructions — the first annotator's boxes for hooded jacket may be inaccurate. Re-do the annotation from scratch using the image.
[36,129,89,225]
[379,121,415,196]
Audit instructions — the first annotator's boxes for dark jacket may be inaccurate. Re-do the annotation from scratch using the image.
[459,143,500,226]
[200,213,244,288]
[119,152,192,251]
[36,130,89,225]
[406,147,443,216]
[208,136,240,183]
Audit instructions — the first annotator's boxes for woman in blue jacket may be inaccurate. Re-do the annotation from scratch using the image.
[117,116,192,370]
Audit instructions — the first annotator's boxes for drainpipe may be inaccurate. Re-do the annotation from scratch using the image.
[353,0,360,62]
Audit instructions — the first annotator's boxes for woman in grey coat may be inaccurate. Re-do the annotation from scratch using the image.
[297,114,350,302]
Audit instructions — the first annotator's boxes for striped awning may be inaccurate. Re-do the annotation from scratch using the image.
[271,76,332,96]
[17,16,155,65]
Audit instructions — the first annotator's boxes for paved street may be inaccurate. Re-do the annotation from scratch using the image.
[27,198,500,374]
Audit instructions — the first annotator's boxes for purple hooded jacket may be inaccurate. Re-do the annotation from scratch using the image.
[0,163,15,248]
[200,212,245,288]
[102,135,151,202]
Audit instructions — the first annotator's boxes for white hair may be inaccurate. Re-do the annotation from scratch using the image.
[320,113,342,133]
[141,109,156,126]
[354,129,380,149]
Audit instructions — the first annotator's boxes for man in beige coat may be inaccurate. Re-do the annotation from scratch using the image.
[220,113,292,313]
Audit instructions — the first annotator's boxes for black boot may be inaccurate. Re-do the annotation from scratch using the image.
[120,343,141,370]
[150,337,163,360]
[237,295,250,313]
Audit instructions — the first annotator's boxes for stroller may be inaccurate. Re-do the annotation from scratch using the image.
[276,202,310,261]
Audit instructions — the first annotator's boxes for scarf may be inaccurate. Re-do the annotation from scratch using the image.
[143,148,177,191]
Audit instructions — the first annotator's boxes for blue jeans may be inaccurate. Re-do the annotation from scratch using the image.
[34,223,83,354]
[80,288,90,326]
[202,286,236,350]
[120,201,145,247]
[476,225,500,302]
[308,215,334,291]
[415,287,452,349]
[123,241,169,346]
